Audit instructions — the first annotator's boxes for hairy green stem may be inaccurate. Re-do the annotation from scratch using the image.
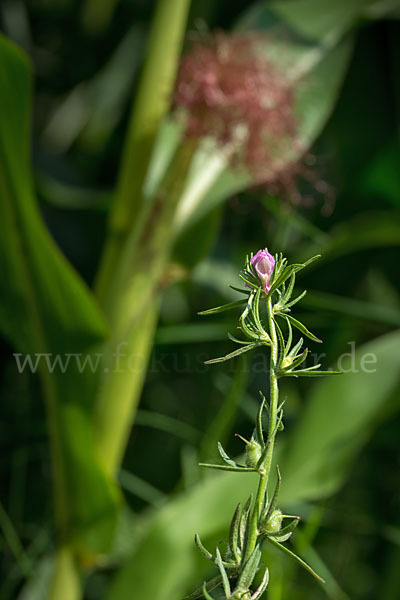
[244,295,279,562]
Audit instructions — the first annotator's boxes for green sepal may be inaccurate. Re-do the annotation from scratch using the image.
[267,537,325,584]
[204,342,262,364]
[273,532,292,542]
[217,441,237,467]
[267,517,300,538]
[239,273,259,290]
[198,299,246,316]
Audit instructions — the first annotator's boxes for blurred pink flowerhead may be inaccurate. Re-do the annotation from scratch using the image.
[174,31,297,184]
[251,249,275,294]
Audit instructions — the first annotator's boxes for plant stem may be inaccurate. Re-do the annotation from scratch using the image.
[95,303,158,475]
[95,139,197,476]
[49,547,81,600]
[244,295,279,561]
[95,0,191,300]
[93,0,191,478]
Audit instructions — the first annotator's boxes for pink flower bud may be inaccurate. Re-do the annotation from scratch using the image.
[251,249,275,294]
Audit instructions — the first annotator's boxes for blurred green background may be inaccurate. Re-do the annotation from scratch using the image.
[1,1,400,599]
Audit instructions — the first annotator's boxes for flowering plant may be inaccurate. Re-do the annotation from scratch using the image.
[187,250,341,599]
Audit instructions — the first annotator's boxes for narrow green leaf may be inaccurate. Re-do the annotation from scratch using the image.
[198,299,247,316]
[286,369,342,377]
[183,576,222,600]
[284,289,308,310]
[202,582,215,600]
[199,463,254,473]
[270,265,297,294]
[194,534,215,564]
[240,495,253,551]
[283,315,322,343]
[288,337,304,357]
[285,318,293,356]
[263,466,281,522]
[267,537,325,583]
[227,333,254,346]
[216,547,231,597]
[205,343,262,364]
[274,320,287,370]
[256,396,266,449]
[229,504,242,564]
[280,273,296,306]
[229,285,250,295]
[217,442,237,467]
[252,567,270,600]
[253,287,268,338]
[236,544,262,590]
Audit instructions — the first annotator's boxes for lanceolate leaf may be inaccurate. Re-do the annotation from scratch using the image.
[216,547,231,597]
[198,299,247,316]
[229,504,242,564]
[267,537,325,583]
[217,442,237,467]
[282,314,322,343]
[286,369,342,377]
[236,544,262,590]
[204,343,262,364]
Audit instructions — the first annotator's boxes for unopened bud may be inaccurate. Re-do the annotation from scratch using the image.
[262,509,283,534]
[245,439,262,468]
